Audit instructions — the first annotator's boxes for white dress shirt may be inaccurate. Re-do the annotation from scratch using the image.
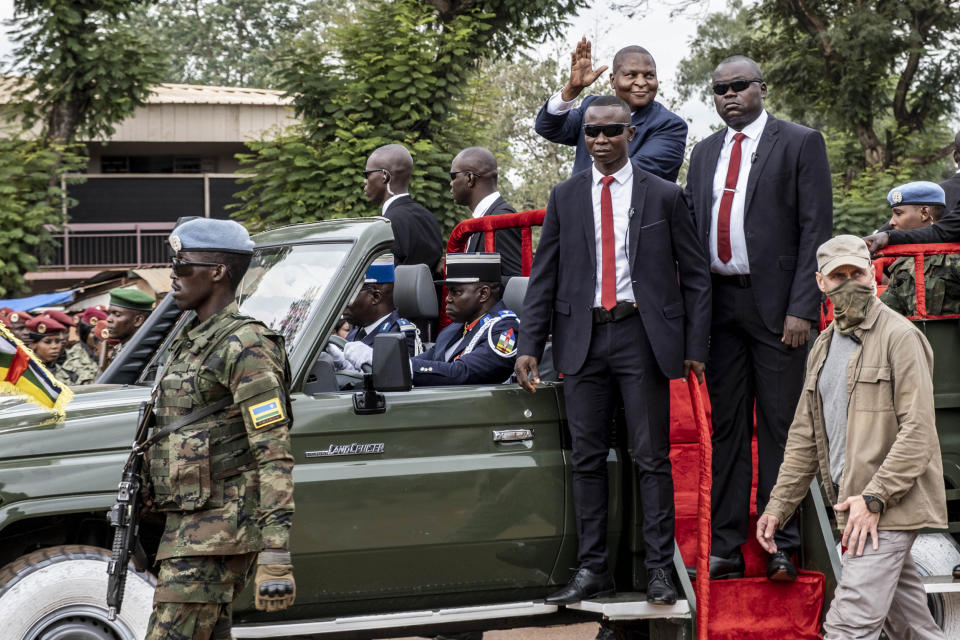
[591,161,635,307]
[708,109,768,275]
[546,91,578,115]
[362,312,392,338]
[471,191,501,219]
[382,193,409,215]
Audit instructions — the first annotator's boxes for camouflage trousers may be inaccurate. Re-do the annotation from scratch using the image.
[146,553,257,640]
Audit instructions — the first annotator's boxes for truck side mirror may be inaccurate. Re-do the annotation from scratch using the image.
[372,333,412,391]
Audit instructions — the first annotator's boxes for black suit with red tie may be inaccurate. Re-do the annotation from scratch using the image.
[684,114,832,560]
[520,164,711,573]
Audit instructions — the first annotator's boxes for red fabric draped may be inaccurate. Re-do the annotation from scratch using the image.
[686,377,711,639]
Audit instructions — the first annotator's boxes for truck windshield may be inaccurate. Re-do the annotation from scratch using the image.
[237,242,350,354]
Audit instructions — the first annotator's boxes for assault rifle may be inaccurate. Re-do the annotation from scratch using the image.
[105,399,154,621]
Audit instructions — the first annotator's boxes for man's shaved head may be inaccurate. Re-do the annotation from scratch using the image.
[612,45,654,73]
[714,55,763,80]
[369,144,413,182]
[453,146,498,179]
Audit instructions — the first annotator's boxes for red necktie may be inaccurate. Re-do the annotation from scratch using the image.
[600,175,617,311]
[717,132,746,263]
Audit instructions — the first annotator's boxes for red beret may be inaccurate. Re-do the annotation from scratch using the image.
[43,309,75,327]
[3,310,33,327]
[79,307,108,326]
[26,314,67,335]
[92,319,113,341]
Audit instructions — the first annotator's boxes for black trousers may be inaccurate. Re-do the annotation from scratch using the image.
[707,278,805,558]
[563,314,673,572]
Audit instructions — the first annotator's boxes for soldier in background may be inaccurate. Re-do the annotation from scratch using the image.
[105,287,155,362]
[0,308,33,343]
[23,315,66,370]
[144,218,295,640]
[878,182,960,316]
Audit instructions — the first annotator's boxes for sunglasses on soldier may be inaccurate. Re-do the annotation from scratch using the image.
[583,123,630,138]
[171,256,223,276]
[712,78,763,95]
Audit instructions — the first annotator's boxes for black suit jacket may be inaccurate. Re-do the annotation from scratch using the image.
[684,114,833,333]
[383,195,444,272]
[466,196,523,276]
[520,165,712,378]
[941,173,960,216]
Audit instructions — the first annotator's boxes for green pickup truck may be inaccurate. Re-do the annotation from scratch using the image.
[0,218,957,640]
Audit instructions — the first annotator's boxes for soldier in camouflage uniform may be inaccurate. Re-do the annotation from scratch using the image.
[878,182,960,316]
[54,342,99,384]
[144,218,295,640]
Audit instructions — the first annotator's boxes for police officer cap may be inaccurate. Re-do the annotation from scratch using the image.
[25,314,67,336]
[109,288,156,312]
[365,255,395,284]
[169,218,255,255]
[437,253,502,285]
[887,181,945,207]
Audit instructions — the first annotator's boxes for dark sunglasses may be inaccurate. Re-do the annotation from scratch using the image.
[363,168,391,179]
[449,170,478,181]
[171,256,222,276]
[583,123,630,138]
[712,78,763,95]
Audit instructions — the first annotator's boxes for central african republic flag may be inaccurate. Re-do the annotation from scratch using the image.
[0,323,72,414]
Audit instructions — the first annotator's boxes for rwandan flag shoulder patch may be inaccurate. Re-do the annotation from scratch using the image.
[248,397,285,429]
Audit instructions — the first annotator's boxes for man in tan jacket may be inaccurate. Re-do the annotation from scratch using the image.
[757,234,947,639]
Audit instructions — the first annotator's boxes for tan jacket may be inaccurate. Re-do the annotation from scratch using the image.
[765,298,947,531]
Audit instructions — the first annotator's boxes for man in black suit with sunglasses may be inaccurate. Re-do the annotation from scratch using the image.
[517,95,711,607]
[684,56,832,583]
[364,144,444,276]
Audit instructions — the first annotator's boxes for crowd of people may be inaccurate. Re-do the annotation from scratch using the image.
[0,36,958,640]
[0,286,156,385]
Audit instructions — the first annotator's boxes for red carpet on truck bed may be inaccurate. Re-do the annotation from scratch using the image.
[669,379,825,639]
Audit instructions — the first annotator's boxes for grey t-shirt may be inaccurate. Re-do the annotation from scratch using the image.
[819,331,859,483]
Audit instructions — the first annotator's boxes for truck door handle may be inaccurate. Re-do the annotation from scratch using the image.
[492,429,534,442]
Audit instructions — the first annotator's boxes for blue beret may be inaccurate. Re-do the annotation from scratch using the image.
[169,218,254,255]
[365,256,395,283]
[887,181,945,207]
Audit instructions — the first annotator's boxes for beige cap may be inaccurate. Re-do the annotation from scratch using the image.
[817,235,872,276]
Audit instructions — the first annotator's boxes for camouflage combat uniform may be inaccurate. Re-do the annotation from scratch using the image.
[144,302,294,640]
[53,342,99,385]
[881,254,960,316]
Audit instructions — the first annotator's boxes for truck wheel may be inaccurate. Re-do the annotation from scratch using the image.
[911,532,960,636]
[0,544,155,640]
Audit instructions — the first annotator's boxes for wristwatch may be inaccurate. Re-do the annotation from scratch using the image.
[863,495,884,514]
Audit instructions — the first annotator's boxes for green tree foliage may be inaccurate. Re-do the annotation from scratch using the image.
[0,136,86,296]
[132,0,311,88]
[8,0,168,145]
[232,0,586,233]
[675,0,960,236]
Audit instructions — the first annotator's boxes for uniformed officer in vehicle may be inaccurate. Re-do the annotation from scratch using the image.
[333,253,519,386]
[343,255,421,356]
[144,218,295,640]
[413,253,519,386]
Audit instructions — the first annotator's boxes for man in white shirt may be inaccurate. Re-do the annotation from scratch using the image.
[364,144,443,276]
[684,55,833,582]
[449,147,522,277]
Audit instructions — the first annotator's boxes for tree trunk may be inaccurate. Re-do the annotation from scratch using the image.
[855,125,886,168]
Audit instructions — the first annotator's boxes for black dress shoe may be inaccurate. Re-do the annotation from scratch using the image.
[646,567,677,605]
[708,553,745,580]
[545,567,615,605]
[767,551,798,582]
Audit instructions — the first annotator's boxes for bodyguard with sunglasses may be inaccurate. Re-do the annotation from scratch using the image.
[684,55,833,582]
[517,95,711,606]
[364,143,444,277]
[535,38,687,181]
[144,218,296,639]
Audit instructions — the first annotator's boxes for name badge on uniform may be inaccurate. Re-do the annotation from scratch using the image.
[249,398,285,429]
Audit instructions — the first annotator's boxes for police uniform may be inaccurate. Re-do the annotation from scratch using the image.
[346,256,421,356]
[412,253,519,386]
[144,219,295,640]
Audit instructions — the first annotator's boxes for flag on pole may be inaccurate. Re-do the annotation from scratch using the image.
[0,323,72,415]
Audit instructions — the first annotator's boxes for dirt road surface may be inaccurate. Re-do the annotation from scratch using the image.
[391,623,600,639]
